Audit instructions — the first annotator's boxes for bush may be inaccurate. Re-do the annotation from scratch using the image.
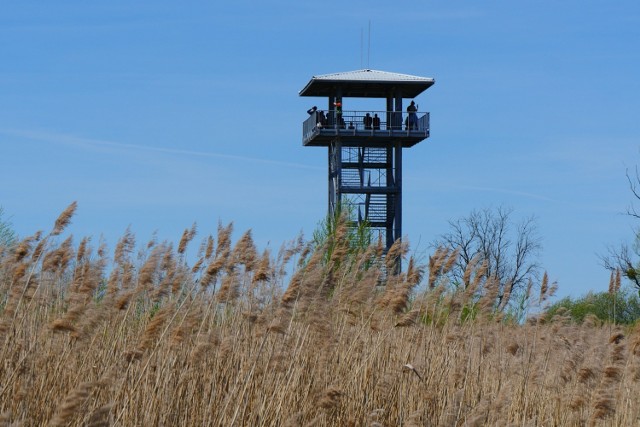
[544,288,640,324]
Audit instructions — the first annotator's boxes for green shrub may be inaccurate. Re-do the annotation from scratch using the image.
[544,288,640,324]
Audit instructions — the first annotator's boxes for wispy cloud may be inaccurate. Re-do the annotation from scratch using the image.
[0,128,323,171]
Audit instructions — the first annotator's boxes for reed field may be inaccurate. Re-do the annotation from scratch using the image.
[2,203,640,426]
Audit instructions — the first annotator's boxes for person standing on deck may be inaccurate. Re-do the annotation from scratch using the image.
[373,113,380,130]
[407,100,418,130]
[334,100,344,129]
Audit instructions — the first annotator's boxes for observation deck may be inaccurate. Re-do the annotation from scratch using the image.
[299,69,434,148]
[302,109,430,147]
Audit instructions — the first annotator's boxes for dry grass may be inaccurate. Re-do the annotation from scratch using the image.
[1,204,640,426]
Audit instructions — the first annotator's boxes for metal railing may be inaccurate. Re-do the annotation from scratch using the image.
[303,110,430,142]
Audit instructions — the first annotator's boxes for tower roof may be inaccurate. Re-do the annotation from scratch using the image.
[299,69,435,98]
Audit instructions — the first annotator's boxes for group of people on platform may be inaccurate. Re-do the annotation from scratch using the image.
[307,100,419,131]
[362,113,381,130]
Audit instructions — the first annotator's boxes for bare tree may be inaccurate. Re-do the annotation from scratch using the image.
[0,206,15,248]
[602,167,640,291]
[432,206,542,310]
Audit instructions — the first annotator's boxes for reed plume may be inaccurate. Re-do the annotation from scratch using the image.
[51,201,77,236]
[178,222,197,255]
[48,382,94,426]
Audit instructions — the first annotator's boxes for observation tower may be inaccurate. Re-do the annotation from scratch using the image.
[300,69,435,251]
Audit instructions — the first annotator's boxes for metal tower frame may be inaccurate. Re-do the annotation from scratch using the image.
[300,69,435,253]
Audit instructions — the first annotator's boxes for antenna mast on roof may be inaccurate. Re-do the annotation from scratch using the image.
[367,20,371,68]
[360,27,363,69]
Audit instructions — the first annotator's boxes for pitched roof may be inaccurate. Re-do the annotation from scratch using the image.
[299,69,435,98]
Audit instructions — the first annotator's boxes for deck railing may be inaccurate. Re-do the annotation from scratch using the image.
[303,110,430,142]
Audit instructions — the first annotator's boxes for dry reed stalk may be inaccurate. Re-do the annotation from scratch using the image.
[199,257,221,289]
[30,232,46,261]
[137,302,176,352]
[232,230,258,271]
[405,256,425,288]
[170,299,203,347]
[589,391,616,424]
[583,331,627,425]
[0,411,12,427]
[470,259,489,291]
[51,201,77,236]
[204,234,214,259]
[379,274,415,315]
[215,222,234,258]
[428,247,448,289]
[75,236,89,264]
[189,335,214,364]
[538,271,558,307]
[191,257,204,274]
[477,275,500,315]
[578,367,597,384]
[338,265,380,315]
[499,280,513,311]
[177,222,197,255]
[12,239,32,263]
[75,301,109,341]
[462,255,480,289]
[0,260,34,341]
[328,226,350,270]
[49,251,107,337]
[631,323,640,357]
[113,228,135,266]
[86,404,113,427]
[463,259,485,303]
[539,271,549,304]
[48,381,94,426]
[216,272,240,303]
[317,386,343,410]
[135,245,164,294]
[252,249,272,284]
[385,239,408,272]
[281,248,323,308]
[608,270,616,294]
[443,247,460,273]
[278,233,305,269]
[170,267,190,296]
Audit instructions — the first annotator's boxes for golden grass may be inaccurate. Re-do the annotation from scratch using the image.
[1,205,640,426]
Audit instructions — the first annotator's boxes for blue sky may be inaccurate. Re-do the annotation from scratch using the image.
[1,1,639,299]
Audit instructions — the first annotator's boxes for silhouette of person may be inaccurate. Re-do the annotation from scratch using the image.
[407,101,418,130]
[334,100,343,128]
[372,114,380,130]
[317,110,326,128]
[363,113,373,130]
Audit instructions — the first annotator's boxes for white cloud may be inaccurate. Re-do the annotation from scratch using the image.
[0,128,323,171]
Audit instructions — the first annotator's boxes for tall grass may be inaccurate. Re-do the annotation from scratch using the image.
[1,204,640,425]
